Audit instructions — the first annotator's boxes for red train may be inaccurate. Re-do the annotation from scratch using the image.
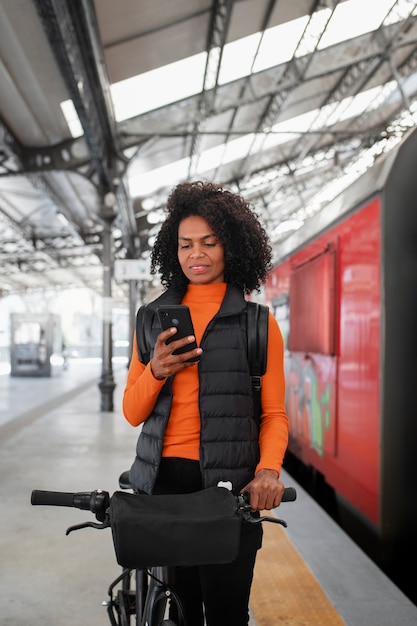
[265,127,417,592]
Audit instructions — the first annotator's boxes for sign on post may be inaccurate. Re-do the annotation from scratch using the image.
[114,259,151,281]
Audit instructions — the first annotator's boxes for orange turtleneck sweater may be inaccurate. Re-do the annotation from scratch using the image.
[123,283,289,476]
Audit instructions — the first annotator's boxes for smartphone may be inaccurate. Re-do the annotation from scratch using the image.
[156,305,199,362]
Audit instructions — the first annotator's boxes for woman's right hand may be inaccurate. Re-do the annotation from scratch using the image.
[150,327,202,380]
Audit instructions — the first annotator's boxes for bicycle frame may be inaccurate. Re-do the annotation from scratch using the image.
[106,564,184,626]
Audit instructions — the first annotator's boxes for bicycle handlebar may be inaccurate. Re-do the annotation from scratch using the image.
[281,487,297,502]
[31,489,110,522]
[31,490,75,507]
[30,485,297,529]
[31,486,296,509]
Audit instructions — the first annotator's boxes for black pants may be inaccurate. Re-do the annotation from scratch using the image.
[153,458,262,626]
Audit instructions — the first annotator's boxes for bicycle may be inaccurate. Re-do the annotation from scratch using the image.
[31,472,296,626]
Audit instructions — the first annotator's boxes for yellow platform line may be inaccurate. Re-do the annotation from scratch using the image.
[251,521,346,625]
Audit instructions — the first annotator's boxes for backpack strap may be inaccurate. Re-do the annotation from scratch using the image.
[136,305,153,364]
[247,301,269,427]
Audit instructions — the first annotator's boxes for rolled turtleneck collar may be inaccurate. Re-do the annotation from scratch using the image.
[184,282,227,303]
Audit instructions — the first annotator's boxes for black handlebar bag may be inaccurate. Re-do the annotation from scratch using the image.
[109,487,242,569]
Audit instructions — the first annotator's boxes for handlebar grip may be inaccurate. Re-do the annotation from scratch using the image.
[282,487,297,502]
[31,490,76,507]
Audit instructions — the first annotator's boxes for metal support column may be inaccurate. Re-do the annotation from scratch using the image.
[128,279,138,367]
[98,193,117,411]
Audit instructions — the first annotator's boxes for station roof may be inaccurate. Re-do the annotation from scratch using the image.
[1,0,417,300]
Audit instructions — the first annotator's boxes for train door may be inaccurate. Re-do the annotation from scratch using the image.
[285,244,339,461]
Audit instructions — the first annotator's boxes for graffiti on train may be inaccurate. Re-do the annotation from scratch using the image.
[285,353,336,458]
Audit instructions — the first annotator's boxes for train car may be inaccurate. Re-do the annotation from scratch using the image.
[265,127,417,592]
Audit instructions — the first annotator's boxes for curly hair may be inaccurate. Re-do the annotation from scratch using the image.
[150,180,272,295]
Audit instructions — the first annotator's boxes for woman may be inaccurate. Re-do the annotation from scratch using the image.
[123,180,289,626]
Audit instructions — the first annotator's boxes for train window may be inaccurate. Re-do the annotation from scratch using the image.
[288,247,336,355]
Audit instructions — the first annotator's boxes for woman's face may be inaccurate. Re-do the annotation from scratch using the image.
[177,215,225,285]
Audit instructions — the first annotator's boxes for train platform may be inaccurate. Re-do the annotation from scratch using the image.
[1,358,417,626]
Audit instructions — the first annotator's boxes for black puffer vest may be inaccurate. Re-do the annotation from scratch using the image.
[129,285,260,494]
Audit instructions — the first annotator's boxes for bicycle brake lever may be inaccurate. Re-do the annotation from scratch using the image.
[66,520,110,535]
[239,511,287,527]
[258,515,287,527]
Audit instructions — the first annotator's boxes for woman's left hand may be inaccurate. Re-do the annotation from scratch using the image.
[241,468,285,511]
